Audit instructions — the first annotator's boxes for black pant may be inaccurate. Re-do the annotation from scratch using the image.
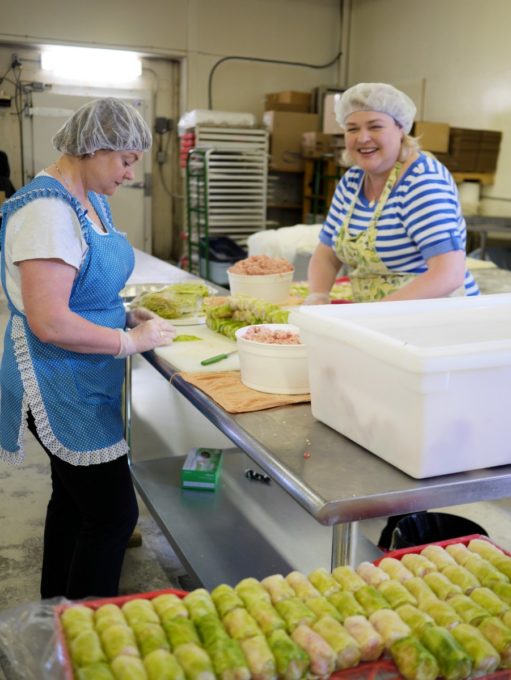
[27,411,139,600]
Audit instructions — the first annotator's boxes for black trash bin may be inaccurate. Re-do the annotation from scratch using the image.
[199,236,247,286]
[387,511,488,551]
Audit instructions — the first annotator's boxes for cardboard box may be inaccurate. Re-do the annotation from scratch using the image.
[413,122,450,153]
[263,111,319,172]
[290,294,511,478]
[302,131,337,158]
[265,91,311,113]
[322,93,344,134]
[180,448,223,491]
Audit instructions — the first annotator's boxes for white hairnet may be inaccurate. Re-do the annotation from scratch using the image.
[52,97,152,155]
[335,83,416,134]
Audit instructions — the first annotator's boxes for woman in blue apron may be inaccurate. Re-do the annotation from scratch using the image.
[306,82,479,303]
[0,98,176,599]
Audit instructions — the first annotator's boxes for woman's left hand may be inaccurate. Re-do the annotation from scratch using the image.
[126,307,159,328]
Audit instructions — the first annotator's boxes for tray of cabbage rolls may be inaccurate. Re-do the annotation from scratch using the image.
[56,535,511,680]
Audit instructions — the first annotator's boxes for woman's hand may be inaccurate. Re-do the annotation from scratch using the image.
[116,318,177,358]
[306,242,343,304]
[126,307,159,328]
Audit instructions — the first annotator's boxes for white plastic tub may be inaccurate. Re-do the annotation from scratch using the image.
[290,294,511,478]
[235,324,309,394]
[228,270,293,304]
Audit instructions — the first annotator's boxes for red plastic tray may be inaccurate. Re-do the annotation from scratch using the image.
[56,535,511,680]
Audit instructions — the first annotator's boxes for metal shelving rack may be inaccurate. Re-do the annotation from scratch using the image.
[185,126,268,279]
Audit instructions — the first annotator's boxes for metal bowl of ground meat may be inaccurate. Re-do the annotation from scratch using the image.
[235,324,310,394]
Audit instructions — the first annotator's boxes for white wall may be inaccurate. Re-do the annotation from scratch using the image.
[347,0,511,216]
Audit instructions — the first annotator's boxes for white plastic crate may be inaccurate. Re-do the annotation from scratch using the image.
[290,294,511,478]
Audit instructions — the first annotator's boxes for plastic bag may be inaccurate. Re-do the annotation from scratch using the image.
[0,597,70,679]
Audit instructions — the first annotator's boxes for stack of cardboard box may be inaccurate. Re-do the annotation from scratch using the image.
[426,126,502,174]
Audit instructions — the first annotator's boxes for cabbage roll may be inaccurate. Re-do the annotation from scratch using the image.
[489,555,511,581]
[503,610,511,629]
[378,579,417,609]
[396,604,435,635]
[152,594,189,621]
[355,561,389,588]
[291,624,336,678]
[163,617,201,649]
[100,623,139,661]
[207,638,251,680]
[61,605,95,641]
[261,574,295,604]
[312,615,360,670]
[389,636,439,680]
[274,597,316,632]
[401,553,438,578]
[419,625,472,680]
[378,557,414,583]
[468,538,505,561]
[342,614,384,662]
[470,586,509,617]
[353,585,388,616]
[449,595,496,626]
[477,616,511,667]
[332,565,366,592]
[267,629,310,680]
[235,578,272,607]
[94,604,128,634]
[70,629,107,667]
[463,555,509,587]
[211,585,244,618]
[110,654,148,680]
[404,577,438,607]
[301,596,340,622]
[122,599,160,626]
[76,662,115,680]
[246,600,286,635]
[327,591,364,621]
[133,622,170,657]
[492,582,511,607]
[196,613,230,648]
[307,568,340,597]
[369,608,411,648]
[285,571,320,600]
[446,543,476,566]
[420,600,462,630]
[239,635,277,680]
[421,544,457,569]
[423,572,462,600]
[184,590,217,622]
[144,649,186,680]
[442,564,480,593]
[223,607,262,640]
[450,622,500,676]
[174,642,216,680]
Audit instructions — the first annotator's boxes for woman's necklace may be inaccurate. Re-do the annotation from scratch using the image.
[53,162,74,194]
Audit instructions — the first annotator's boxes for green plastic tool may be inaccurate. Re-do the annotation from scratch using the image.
[200,350,238,366]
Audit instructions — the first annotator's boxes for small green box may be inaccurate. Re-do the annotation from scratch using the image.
[180,448,223,491]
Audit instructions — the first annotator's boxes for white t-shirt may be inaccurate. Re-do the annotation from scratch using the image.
[4,172,107,311]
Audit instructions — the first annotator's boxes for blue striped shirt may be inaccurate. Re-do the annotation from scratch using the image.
[320,153,479,295]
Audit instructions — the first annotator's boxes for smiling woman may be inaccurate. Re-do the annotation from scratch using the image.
[306,82,479,304]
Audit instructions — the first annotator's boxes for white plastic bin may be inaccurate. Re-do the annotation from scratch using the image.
[290,294,511,478]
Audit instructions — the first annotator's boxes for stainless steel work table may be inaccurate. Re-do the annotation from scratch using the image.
[126,250,511,587]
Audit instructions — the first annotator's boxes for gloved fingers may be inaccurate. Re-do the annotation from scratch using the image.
[126,307,159,328]
[303,292,331,305]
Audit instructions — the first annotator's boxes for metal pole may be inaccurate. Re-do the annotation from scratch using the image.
[123,355,133,465]
[331,521,357,568]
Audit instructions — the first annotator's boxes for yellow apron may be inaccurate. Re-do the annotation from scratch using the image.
[335,163,417,302]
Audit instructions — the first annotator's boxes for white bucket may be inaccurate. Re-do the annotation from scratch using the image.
[228,270,293,304]
[235,324,310,394]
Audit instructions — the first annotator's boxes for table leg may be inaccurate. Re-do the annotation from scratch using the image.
[331,521,358,567]
[124,354,133,465]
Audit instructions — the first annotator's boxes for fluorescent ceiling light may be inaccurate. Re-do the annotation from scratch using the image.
[41,46,142,83]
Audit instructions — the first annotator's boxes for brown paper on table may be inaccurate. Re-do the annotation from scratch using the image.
[175,371,311,413]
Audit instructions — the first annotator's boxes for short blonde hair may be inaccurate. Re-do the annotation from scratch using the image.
[341,133,421,167]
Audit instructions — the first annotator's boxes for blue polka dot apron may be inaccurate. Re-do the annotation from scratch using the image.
[0,176,134,466]
[335,162,418,302]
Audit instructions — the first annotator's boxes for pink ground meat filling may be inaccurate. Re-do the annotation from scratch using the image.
[243,326,302,344]
[229,255,294,275]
